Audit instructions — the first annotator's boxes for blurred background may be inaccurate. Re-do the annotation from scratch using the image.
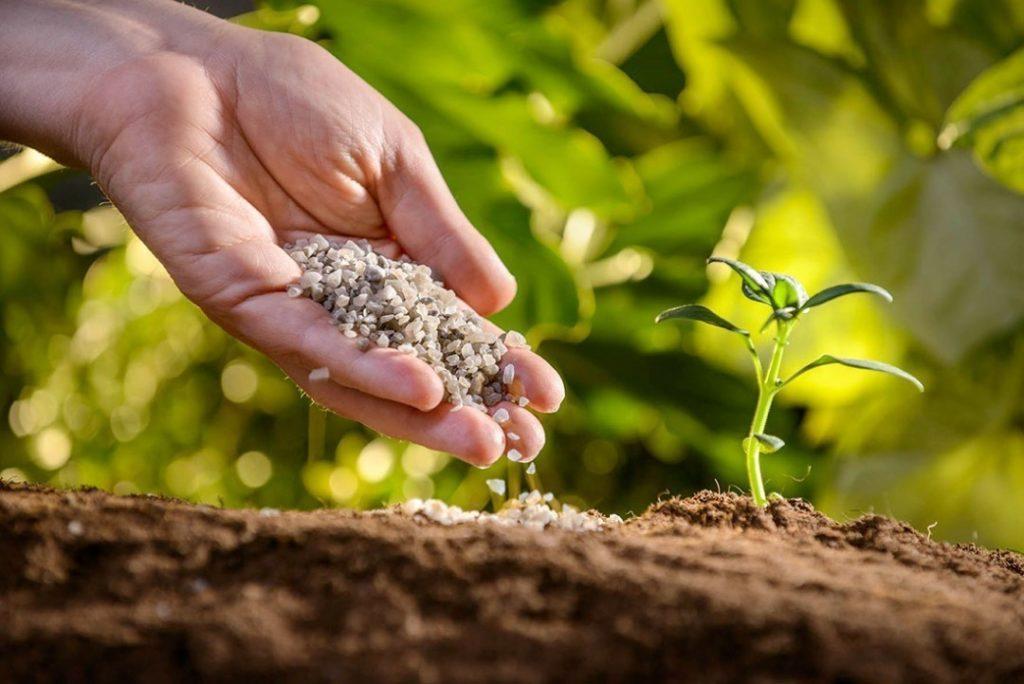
[2,0,1023,549]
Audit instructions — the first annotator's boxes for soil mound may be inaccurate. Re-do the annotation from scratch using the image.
[1,483,1022,683]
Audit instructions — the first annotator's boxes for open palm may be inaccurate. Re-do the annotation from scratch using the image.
[77,27,562,465]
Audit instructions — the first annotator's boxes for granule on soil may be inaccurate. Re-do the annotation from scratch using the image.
[401,490,620,531]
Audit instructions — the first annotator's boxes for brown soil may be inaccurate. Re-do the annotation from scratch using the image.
[1,483,1023,683]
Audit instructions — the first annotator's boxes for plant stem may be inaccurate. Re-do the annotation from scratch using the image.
[507,461,521,500]
[744,321,792,506]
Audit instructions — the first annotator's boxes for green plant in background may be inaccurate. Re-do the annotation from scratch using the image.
[3,0,1024,549]
[657,257,923,506]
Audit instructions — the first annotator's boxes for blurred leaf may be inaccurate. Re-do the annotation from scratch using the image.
[318,0,640,217]
[942,46,1024,193]
[434,154,582,334]
[656,304,749,335]
[801,282,892,310]
[784,354,924,391]
[428,90,636,216]
[661,0,737,112]
[837,0,996,127]
[545,339,755,429]
[789,0,864,65]
[608,139,757,254]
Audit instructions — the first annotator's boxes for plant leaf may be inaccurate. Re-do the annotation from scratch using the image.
[655,304,749,336]
[769,273,808,309]
[802,283,893,310]
[783,355,924,392]
[707,256,774,305]
[941,46,1024,194]
[743,433,785,454]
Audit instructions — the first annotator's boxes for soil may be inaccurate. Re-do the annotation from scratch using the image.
[1,483,1023,683]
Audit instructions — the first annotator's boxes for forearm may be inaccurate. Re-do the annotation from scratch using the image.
[0,0,226,166]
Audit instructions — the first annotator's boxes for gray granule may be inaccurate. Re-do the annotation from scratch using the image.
[286,236,524,412]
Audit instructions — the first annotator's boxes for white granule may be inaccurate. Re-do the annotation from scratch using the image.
[526,463,536,475]
[492,408,510,425]
[507,431,520,442]
[67,520,83,536]
[507,449,525,462]
[502,364,515,384]
[485,478,506,496]
[308,367,330,382]
[401,491,621,532]
[286,235,528,411]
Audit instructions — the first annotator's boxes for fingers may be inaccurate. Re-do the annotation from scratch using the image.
[146,208,444,413]
[498,350,565,414]
[231,290,445,411]
[284,360,507,466]
[473,318,565,413]
[378,121,516,316]
[489,402,545,462]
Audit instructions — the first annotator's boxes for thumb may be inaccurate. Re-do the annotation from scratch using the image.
[377,120,516,316]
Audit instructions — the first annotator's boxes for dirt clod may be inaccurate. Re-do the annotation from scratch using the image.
[1,483,1022,683]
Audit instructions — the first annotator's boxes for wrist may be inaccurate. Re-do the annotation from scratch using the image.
[0,0,235,168]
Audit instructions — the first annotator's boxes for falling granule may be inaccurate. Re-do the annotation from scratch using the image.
[492,408,510,425]
[308,367,330,382]
[401,491,620,532]
[507,449,524,462]
[485,478,506,496]
[526,463,536,475]
[286,235,527,411]
[507,432,519,442]
[504,331,530,349]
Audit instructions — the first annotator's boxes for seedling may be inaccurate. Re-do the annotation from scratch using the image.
[656,257,923,507]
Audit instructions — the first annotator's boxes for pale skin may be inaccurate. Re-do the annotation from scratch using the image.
[0,0,565,466]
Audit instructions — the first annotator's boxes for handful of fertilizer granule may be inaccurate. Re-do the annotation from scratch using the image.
[286,235,529,412]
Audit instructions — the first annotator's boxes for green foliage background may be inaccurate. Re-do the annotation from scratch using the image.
[2,0,1023,549]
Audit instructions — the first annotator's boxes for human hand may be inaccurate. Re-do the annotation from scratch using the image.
[0,0,564,465]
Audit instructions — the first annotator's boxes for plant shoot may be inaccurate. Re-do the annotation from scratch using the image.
[657,257,923,507]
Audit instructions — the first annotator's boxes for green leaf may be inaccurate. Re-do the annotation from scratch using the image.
[655,304,749,336]
[801,282,893,310]
[706,256,774,305]
[769,273,808,309]
[783,355,924,392]
[942,46,1024,193]
[743,433,785,454]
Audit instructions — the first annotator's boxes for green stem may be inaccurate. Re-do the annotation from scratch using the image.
[507,461,521,500]
[744,322,792,506]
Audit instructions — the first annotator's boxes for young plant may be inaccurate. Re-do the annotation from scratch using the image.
[656,257,923,507]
